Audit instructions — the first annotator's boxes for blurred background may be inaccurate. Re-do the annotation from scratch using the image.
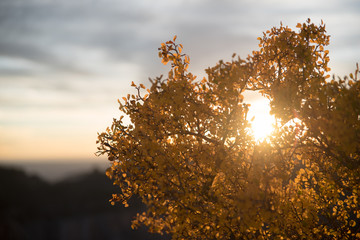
[0,0,359,239]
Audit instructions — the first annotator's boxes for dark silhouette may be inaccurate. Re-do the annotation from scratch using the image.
[0,165,169,240]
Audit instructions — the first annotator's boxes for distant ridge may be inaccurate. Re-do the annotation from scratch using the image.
[0,165,169,240]
[0,160,110,183]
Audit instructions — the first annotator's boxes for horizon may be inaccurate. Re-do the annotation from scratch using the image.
[0,158,110,182]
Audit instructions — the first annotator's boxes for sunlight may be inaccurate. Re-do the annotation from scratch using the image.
[247,97,275,142]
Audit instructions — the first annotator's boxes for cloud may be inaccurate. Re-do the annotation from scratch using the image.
[1,0,358,77]
[0,0,155,74]
[0,0,359,160]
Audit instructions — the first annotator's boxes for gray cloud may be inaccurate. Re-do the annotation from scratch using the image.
[0,0,358,94]
[0,0,156,75]
[1,0,358,78]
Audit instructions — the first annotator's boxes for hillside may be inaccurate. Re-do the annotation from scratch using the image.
[0,165,169,240]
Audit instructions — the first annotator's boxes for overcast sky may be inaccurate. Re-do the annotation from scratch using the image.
[0,0,359,163]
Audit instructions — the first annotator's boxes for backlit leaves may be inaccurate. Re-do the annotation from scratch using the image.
[97,20,360,239]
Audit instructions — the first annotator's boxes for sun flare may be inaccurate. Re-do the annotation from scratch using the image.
[248,98,275,141]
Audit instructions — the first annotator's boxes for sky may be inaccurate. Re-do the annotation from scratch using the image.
[0,0,359,164]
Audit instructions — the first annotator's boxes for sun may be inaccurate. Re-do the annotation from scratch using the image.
[247,97,275,141]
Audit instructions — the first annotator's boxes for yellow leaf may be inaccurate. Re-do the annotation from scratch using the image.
[349,220,356,227]
[140,84,146,89]
[173,35,177,41]
[296,23,302,28]
[184,56,190,64]
[161,58,168,65]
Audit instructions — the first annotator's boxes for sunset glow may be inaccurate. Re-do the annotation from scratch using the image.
[248,98,276,141]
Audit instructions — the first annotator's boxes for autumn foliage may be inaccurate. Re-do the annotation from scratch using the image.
[97,19,360,239]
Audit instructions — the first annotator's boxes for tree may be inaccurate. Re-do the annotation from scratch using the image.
[97,19,360,239]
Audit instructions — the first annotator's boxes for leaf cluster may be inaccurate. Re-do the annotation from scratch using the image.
[97,19,360,239]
